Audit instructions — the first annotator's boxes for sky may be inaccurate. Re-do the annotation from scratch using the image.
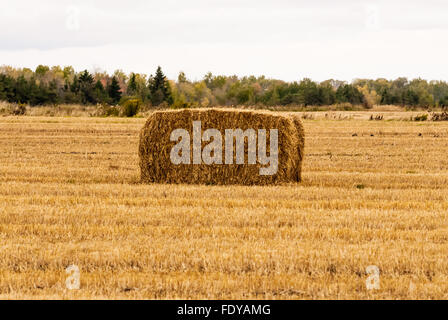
[0,0,447,82]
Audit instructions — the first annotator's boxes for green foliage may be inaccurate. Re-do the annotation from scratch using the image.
[107,76,122,104]
[93,80,108,103]
[171,94,193,109]
[336,84,363,104]
[439,96,448,108]
[78,70,95,104]
[35,65,50,77]
[1,65,448,110]
[120,98,141,117]
[148,66,173,106]
[127,73,137,95]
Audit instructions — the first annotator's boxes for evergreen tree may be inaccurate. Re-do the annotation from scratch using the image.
[14,75,30,104]
[79,70,94,84]
[70,75,80,93]
[78,70,95,104]
[127,73,137,95]
[47,80,59,104]
[107,76,122,104]
[0,74,14,102]
[93,80,108,103]
[148,66,173,105]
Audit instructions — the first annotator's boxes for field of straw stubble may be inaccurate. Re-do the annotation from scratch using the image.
[0,113,447,299]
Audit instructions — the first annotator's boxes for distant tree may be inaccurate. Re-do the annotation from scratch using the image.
[0,74,14,102]
[203,72,213,88]
[63,66,75,79]
[14,75,30,104]
[46,80,60,104]
[77,70,95,103]
[178,71,187,83]
[148,66,173,105]
[269,86,280,105]
[70,75,80,93]
[95,79,104,90]
[93,80,108,103]
[127,73,137,95]
[107,76,122,104]
[403,89,419,106]
[79,70,94,84]
[439,96,448,108]
[336,84,364,104]
[318,82,336,105]
[4,63,448,110]
[35,65,50,77]
[298,78,321,106]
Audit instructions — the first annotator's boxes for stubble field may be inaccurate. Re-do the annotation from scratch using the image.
[0,113,447,299]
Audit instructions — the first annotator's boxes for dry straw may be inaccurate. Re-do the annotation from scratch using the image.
[139,108,305,185]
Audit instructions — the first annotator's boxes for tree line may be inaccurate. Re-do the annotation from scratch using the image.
[1,65,448,109]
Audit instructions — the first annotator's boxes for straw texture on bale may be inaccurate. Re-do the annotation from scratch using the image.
[139,108,305,185]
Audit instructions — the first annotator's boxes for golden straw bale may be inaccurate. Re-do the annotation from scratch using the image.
[139,108,304,185]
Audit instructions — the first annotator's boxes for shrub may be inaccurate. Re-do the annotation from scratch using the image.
[120,98,141,117]
[413,114,428,121]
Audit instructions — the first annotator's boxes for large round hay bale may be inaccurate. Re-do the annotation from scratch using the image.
[139,108,305,185]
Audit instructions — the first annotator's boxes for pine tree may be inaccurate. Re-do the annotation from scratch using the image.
[78,70,95,104]
[79,70,94,84]
[107,76,122,104]
[93,80,108,103]
[94,79,105,91]
[70,75,80,93]
[127,73,137,95]
[148,66,173,105]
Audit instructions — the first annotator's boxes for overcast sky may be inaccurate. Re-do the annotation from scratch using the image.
[0,0,447,81]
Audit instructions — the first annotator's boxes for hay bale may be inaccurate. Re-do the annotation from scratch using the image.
[139,108,305,185]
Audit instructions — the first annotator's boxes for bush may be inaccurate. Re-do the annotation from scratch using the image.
[120,98,141,117]
[413,114,428,121]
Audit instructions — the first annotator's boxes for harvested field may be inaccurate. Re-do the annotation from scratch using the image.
[0,114,448,299]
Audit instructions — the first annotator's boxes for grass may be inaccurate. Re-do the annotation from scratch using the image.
[0,114,448,299]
